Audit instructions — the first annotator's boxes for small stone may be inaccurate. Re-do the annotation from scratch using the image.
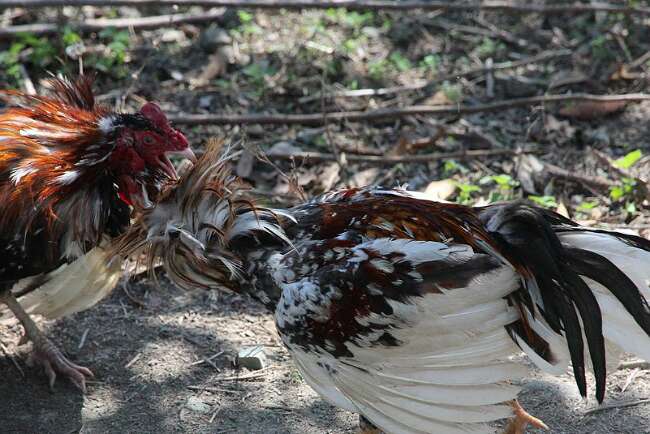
[199,95,213,109]
[185,396,211,413]
[267,141,302,156]
[236,345,267,370]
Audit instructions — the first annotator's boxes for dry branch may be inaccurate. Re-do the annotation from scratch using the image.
[585,399,650,415]
[299,49,571,103]
[5,0,650,15]
[0,9,226,38]
[543,161,615,191]
[196,148,531,165]
[170,93,650,126]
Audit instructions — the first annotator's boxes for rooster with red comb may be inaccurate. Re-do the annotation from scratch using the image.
[0,75,195,392]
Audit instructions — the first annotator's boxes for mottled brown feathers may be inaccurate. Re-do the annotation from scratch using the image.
[0,75,115,253]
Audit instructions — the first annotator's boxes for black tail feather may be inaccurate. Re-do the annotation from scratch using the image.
[480,201,608,401]
[565,248,650,338]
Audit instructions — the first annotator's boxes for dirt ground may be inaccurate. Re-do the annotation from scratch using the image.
[4,3,650,433]
[1,276,650,434]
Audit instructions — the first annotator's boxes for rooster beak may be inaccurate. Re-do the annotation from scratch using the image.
[158,148,197,180]
[172,147,197,163]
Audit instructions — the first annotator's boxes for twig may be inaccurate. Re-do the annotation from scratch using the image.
[187,385,240,393]
[209,407,221,424]
[543,161,615,191]
[197,148,530,165]
[7,1,650,15]
[190,350,225,367]
[0,9,226,38]
[298,49,571,103]
[124,353,141,369]
[621,368,640,393]
[215,366,273,381]
[628,51,650,70]
[78,328,89,351]
[618,360,650,370]
[591,148,630,179]
[428,17,526,47]
[585,398,650,415]
[172,93,650,126]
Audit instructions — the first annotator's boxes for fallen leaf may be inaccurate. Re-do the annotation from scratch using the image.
[349,168,380,188]
[558,100,628,120]
[423,179,457,202]
[556,201,570,218]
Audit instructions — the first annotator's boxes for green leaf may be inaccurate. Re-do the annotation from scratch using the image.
[62,27,81,46]
[389,52,412,72]
[576,201,598,211]
[528,195,559,208]
[614,149,642,169]
[237,10,254,24]
[609,185,625,201]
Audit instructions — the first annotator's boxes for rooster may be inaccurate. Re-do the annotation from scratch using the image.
[116,141,650,434]
[0,75,195,392]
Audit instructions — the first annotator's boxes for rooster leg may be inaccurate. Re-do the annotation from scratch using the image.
[0,291,93,392]
[503,400,548,434]
[358,415,383,434]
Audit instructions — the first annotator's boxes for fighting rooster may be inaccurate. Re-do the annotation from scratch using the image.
[0,75,194,391]
[117,141,650,434]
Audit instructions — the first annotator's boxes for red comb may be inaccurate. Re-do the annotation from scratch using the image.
[140,102,170,131]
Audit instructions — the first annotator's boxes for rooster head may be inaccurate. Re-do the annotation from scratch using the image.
[0,74,196,214]
[106,102,196,209]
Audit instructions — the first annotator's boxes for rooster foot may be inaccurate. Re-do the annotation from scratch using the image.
[0,291,93,393]
[25,334,94,393]
[504,400,548,434]
[358,415,383,434]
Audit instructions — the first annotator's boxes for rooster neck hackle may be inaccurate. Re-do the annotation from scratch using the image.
[114,139,293,296]
[0,75,128,260]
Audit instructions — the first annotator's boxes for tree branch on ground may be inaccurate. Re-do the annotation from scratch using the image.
[5,0,650,15]
[170,93,650,126]
[0,9,225,38]
[198,148,533,165]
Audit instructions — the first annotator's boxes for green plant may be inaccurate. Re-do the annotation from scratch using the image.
[613,149,642,169]
[480,174,519,202]
[476,37,503,58]
[0,33,59,86]
[0,42,24,86]
[242,61,277,93]
[368,58,390,80]
[326,8,374,31]
[590,35,612,60]
[455,182,481,204]
[442,159,467,175]
[389,52,412,72]
[576,201,599,213]
[420,54,440,72]
[609,177,637,201]
[85,28,131,77]
[528,195,558,208]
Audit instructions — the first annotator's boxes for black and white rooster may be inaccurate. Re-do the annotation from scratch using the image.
[116,141,650,434]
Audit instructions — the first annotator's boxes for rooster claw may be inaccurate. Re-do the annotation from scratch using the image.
[27,337,94,393]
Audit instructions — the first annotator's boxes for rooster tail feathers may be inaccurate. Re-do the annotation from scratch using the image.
[480,202,650,403]
[0,246,121,323]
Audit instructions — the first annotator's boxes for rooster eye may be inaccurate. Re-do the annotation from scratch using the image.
[143,135,155,145]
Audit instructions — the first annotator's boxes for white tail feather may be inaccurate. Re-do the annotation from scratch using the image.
[0,245,121,321]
